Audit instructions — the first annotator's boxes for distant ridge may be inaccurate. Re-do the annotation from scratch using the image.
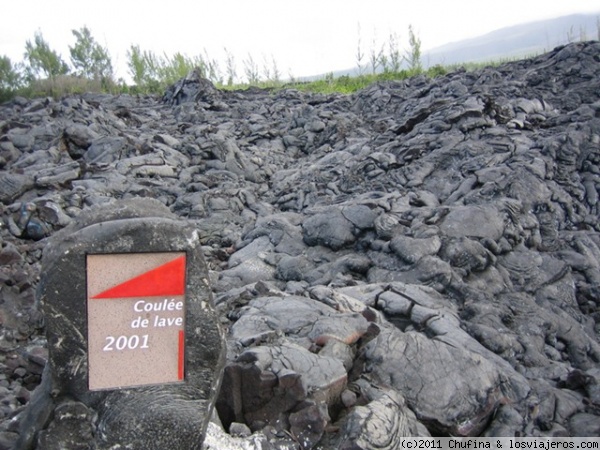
[309,13,599,80]
[423,13,600,67]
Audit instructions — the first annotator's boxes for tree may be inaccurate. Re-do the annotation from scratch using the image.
[159,52,207,85]
[567,25,576,43]
[127,44,215,93]
[0,56,23,90]
[24,30,69,80]
[243,53,260,84]
[406,25,422,73]
[69,26,113,81]
[0,56,24,101]
[355,23,365,76]
[127,44,146,86]
[369,34,384,75]
[203,50,222,85]
[269,55,281,83]
[387,32,402,73]
[224,48,237,86]
[127,44,162,91]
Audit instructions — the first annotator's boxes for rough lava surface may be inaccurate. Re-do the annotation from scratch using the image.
[1,41,600,448]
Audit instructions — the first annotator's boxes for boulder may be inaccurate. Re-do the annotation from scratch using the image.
[15,199,226,450]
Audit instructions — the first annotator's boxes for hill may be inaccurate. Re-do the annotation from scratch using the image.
[314,13,599,80]
[423,13,599,66]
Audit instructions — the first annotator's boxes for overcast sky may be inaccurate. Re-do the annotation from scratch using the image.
[1,0,598,82]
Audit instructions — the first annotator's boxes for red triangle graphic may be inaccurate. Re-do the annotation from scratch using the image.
[92,255,186,299]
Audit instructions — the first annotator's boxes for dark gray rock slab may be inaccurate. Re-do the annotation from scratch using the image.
[338,386,429,449]
[0,173,34,204]
[36,400,95,449]
[220,236,277,288]
[568,413,600,437]
[389,234,441,264]
[362,326,512,435]
[217,341,346,441]
[302,208,356,250]
[229,295,369,347]
[440,205,505,240]
[63,124,100,158]
[163,70,222,106]
[359,282,530,436]
[34,161,81,187]
[84,136,128,164]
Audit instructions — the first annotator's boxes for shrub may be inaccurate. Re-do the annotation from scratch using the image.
[22,75,121,99]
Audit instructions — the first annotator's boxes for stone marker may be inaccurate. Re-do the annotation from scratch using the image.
[16,198,226,450]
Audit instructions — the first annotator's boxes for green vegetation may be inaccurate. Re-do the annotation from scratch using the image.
[0,56,24,102]
[0,20,597,102]
[288,66,446,95]
[23,31,70,81]
[406,25,422,72]
[0,24,444,101]
[69,26,113,83]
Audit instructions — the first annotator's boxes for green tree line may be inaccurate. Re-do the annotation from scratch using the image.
[0,26,237,101]
[0,24,437,102]
[1,27,118,101]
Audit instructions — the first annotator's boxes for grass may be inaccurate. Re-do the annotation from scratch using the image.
[209,63,449,96]
[1,55,536,102]
[4,20,565,103]
[4,19,596,103]
[20,75,122,98]
[282,66,447,95]
[1,47,543,102]
[441,51,543,73]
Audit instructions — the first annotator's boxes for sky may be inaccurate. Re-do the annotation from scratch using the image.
[1,0,599,83]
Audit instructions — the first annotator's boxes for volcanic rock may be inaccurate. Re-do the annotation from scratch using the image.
[1,42,600,448]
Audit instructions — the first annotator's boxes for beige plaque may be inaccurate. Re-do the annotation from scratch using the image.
[87,252,186,390]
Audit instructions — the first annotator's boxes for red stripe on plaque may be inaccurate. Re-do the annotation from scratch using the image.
[178,330,185,380]
[92,255,186,299]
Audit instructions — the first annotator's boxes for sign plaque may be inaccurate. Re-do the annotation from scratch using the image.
[87,252,186,390]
